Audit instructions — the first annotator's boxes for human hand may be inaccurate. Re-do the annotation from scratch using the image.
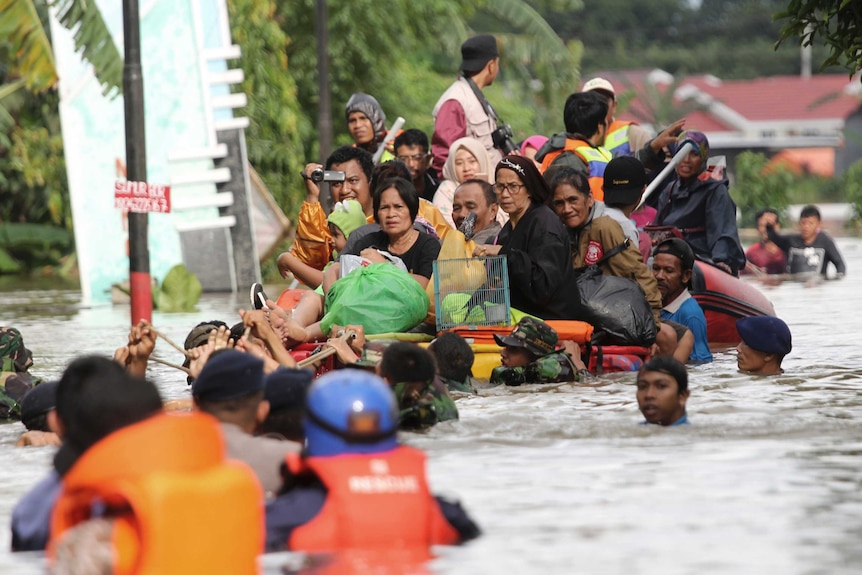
[359,248,386,264]
[651,118,686,153]
[113,345,130,367]
[187,326,233,378]
[236,333,283,373]
[303,162,323,201]
[329,324,365,354]
[128,321,156,364]
[472,244,502,258]
[325,337,359,365]
[277,252,299,280]
[561,340,587,371]
[715,262,733,275]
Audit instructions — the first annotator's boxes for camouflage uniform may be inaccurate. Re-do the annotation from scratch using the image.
[393,377,459,430]
[0,327,38,419]
[490,350,584,386]
[490,316,587,386]
[442,376,475,394]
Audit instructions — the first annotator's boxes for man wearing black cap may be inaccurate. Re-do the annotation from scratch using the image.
[736,316,792,375]
[652,238,712,363]
[431,34,503,174]
[192,350,300,498]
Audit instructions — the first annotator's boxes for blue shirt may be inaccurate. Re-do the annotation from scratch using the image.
[641,413,689,426]
[661,290,713,362]
[11,470,62,551]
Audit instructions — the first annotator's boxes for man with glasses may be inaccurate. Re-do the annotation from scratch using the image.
[394,129,439,201]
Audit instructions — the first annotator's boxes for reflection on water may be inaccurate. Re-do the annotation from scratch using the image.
[1,239,862,573]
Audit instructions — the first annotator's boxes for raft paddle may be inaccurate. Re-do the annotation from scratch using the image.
[296,329,356,368]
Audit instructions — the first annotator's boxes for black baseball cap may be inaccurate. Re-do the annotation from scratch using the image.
[461,35,499,73]
[653,238,695,271]
[603,156,646,206]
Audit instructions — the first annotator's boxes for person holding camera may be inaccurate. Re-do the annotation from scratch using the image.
[431,35,514,176]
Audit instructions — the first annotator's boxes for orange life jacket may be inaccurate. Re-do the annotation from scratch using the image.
[540,138,611,201]
[286,445,460,551]
[49,412,264,575]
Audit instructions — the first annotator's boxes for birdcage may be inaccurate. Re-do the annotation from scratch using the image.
[433,255,510,332]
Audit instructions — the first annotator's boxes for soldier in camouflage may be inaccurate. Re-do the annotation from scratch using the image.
[0,327,40,419]
[378,341,459,430]
[428,332,476,394]
[490,317,588,386]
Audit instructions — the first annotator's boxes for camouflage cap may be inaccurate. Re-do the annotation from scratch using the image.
[493,317,558,357]
[0,327,33,373]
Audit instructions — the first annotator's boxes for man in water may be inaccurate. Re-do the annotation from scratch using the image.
[736,316,792,376]
[744,208,787,275]
[490,317,587,386]
[636,356,690,426]
[767,204,846,278]
[652,238,713,363]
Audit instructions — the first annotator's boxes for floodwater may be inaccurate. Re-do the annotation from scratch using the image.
[1,238,861,574]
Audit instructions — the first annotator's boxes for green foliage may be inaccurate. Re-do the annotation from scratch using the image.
[154,264,202,313]
[0,0,57,92]
[227,0,311,218]
[51,0,123,96]
[0,222,71,273]
[842,159,862,225]
[775,0,862,77]
[731,151,794,226]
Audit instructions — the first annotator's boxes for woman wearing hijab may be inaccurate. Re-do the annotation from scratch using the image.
[433,137,495,228]
[652,131,745,276]
[344,93,392,160]
[473,156,574,319]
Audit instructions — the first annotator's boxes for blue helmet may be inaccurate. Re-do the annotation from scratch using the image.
[304,370,399,457]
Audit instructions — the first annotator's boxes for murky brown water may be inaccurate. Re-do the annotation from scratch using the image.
[1,238,861,574]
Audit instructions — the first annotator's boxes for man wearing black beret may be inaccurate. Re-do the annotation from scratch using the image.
[193,350,300,498]
[736,316,792,375]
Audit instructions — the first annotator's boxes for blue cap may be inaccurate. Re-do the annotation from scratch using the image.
[265,367,313,413]
[737,316,792,356]
[304,370,399,457]
[192,350,264,401]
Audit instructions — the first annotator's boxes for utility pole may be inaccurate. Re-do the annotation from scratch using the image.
[122,0,152,324]
[316,0,332,161]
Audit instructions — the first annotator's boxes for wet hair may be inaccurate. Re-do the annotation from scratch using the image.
[394,129,430,154]
[563,91,608,137]
[260,410,303,443]
[548,166,592,202]
[195,389,265,424]
[57,355,162,461]
[325,146,374,183]
[428,333,475,382]
[373,177,420,222]
[800,205,821,221]
[379,342,436,385]
[638,356,688,395]
[371,160,412,193]
[22,412,50,432]
[755,208,780,225]
[455,179,497,207]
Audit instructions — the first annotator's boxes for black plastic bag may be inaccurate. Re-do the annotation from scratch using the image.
[575,265,657,346]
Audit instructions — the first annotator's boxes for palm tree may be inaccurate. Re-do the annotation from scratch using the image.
[0,0,122,96]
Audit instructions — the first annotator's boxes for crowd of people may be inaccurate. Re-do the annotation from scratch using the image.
[1,31,839,571]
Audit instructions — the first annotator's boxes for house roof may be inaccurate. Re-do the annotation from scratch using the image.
[586,70,862,147]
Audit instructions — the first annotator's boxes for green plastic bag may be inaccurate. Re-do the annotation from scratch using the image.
[320,263,430,335]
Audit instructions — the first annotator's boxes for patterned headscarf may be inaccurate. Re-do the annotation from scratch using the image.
[495,154,552,204]
[674,130,709,164]
[0,327,33,373]
[345,93,387,144]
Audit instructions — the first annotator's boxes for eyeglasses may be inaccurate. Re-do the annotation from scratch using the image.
[396,154,429,164]
[494,182,525,196]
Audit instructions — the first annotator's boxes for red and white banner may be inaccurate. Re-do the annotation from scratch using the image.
[114,180,171,213]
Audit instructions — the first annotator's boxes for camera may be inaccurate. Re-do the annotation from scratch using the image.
[304,169,346,183]
[491,124,518,155]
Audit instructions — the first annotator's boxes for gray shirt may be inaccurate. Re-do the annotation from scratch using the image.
[220,422,300,499]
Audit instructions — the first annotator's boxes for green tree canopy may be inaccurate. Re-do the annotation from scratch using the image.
[775,0,862,77]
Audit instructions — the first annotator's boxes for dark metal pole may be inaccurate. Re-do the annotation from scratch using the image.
[122,0,152,324]
[316,0,332,161]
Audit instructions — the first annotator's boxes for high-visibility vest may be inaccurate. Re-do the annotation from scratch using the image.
[540,138,612,201]
[605,120,635,156]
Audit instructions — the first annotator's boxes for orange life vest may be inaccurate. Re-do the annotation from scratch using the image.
[286,445,460,551]
[49,412,264,575]
[540,138,611,201]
